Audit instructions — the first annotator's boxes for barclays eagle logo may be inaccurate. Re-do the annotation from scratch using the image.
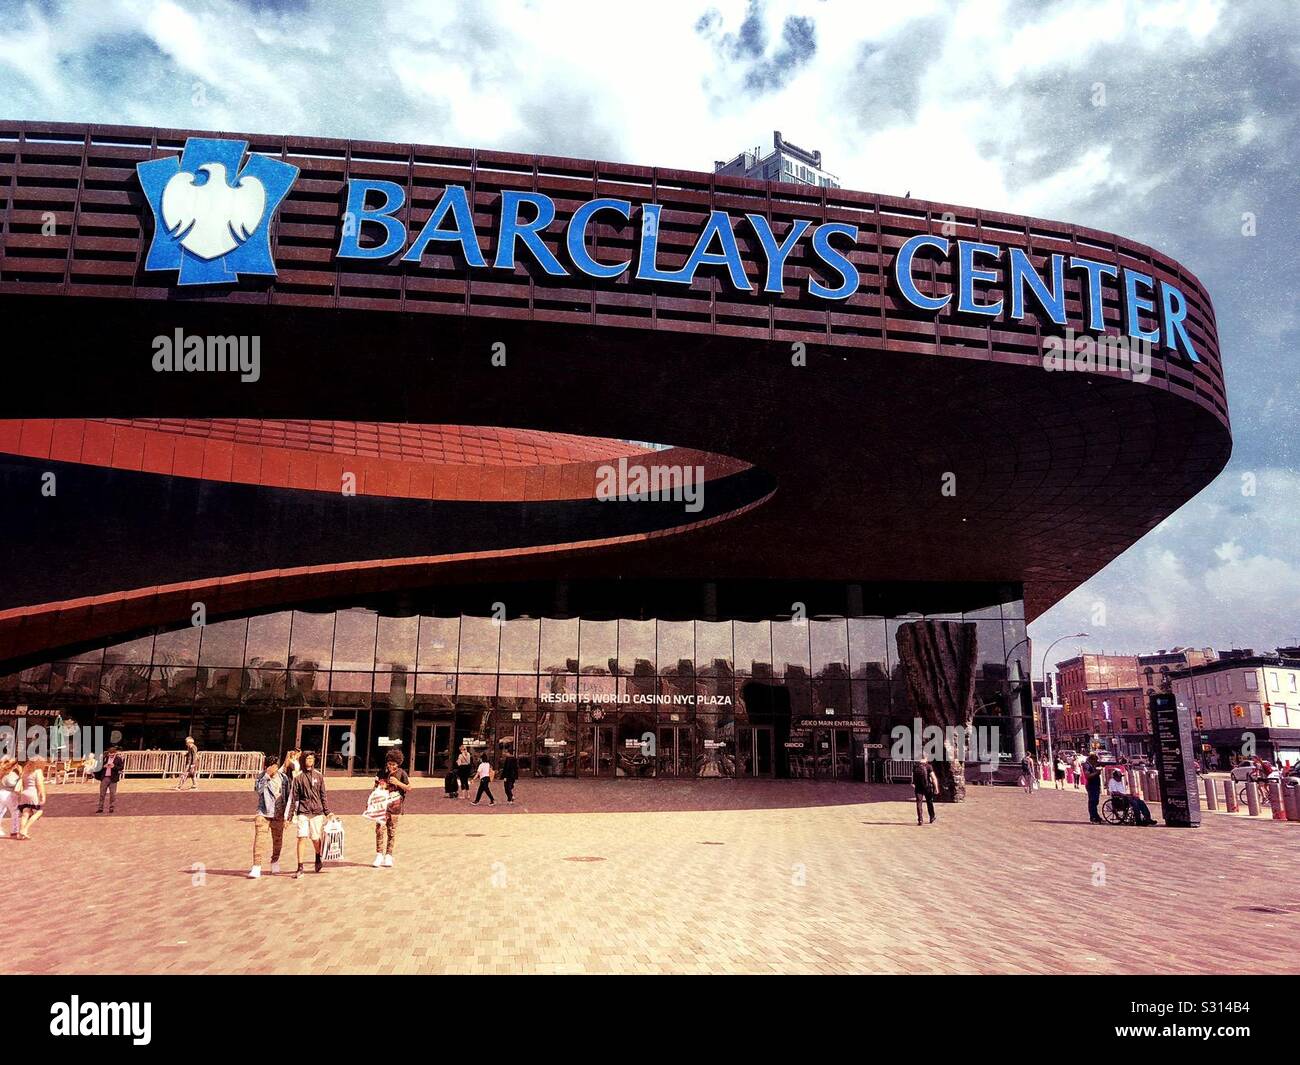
[137,137,298,286]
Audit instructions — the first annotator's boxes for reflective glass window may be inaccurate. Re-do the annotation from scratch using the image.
[458,616,501,673]
[539,618,579,675]
[288,612,333,670]
[457,672,497,703]
[149,665,198,704]
[245,612,292,667]
[695,621,733,677]
[413,673,455,709]
[197,619,248,667]
[578,620,617,675]
[810,619,849,678]
[657,620,694,676]
[152,627,200,667]
[417,616,460,672]
[616,619,656,675]
[734,621,772,678]
[375,615,419,672]
[332,609,378,672]
[847,618,888,680]
[974,620,1006,678]
[372,670,414,710]
[771,620,810,679]
[499,618,540,673]
[104,634,154,666]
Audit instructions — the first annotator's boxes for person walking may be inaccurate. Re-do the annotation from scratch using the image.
[1083,752,1103,824]
[175,736,200,791]
[93,745,124,814]
[0,759,22,837]
[911,757,937,825]
[456,745,472,798]
[1072,753,1084,790]
[1020,754,1036,793]
[372,749,410,868]
[16,758,48,840]
[287,750,330,878]
[501,748,519,804]
[471,753,496,806]
[1053,756,1066,791]
[248,755,284,879]
[267,749,297,875]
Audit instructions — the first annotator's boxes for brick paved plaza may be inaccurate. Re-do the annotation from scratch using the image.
[10,776,1297,975]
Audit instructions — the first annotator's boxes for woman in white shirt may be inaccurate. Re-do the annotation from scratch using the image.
[471,756,496,806]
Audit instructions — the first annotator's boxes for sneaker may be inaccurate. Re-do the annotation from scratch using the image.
[247,866,261,879]
[470,801,479,805]
[373,854,385,868]
[314,855,323,873]
[270,862,281,875]
[294,867,304,879]
[95,808,103,814]
[383,854,393,868]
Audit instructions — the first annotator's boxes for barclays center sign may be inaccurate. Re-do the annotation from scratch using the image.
[139,136,1201,362]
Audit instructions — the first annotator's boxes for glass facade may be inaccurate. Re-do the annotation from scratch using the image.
[0,587,1032,780]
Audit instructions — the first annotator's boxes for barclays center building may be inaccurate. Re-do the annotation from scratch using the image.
[0,121,1231,780]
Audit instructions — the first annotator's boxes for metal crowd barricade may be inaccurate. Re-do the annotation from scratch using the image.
[886,759,918,783]
[120,750,263,778]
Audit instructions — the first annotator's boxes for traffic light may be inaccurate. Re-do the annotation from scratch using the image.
[1194,713,1204,729]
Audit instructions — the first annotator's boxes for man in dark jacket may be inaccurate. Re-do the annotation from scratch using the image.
[912,758,937,825]
[501,749,520,804]
[287,751,331,878]
[93,745,124,814]
[1083,753,1103,823]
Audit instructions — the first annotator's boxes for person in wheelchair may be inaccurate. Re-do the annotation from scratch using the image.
[1108,769,1155,826]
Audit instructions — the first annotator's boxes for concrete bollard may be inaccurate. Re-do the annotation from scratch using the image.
[1283,781,1300,822]
[1222,778,1238,812]
[1269,781,1286,820]
[1147,770,1160,801]
[1245,781,1260,816]
[1204,778,1218,810]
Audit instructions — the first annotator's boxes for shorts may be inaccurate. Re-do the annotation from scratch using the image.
[296,814,325,840]
[18,803,42,812]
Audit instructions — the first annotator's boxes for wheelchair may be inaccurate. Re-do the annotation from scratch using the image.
[1100,796,1137,825]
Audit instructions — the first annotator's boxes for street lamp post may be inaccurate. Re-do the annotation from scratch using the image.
[1041,633,1089,773]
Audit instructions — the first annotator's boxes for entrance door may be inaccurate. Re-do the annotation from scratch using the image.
[736,726,775,777]
[296,718,354,775]
[497,724,535,776]
[810,729,854,780]
[656,725,696,777]
[832,728,853,779]
[413,723,453,776]
[657,726,676,777]
[586,724,616,777]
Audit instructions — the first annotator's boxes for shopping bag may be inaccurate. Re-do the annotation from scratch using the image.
[322,816,345,862]
[363,787,394,822]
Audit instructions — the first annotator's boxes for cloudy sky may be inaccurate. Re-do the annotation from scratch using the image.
[3,0,1296,669]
